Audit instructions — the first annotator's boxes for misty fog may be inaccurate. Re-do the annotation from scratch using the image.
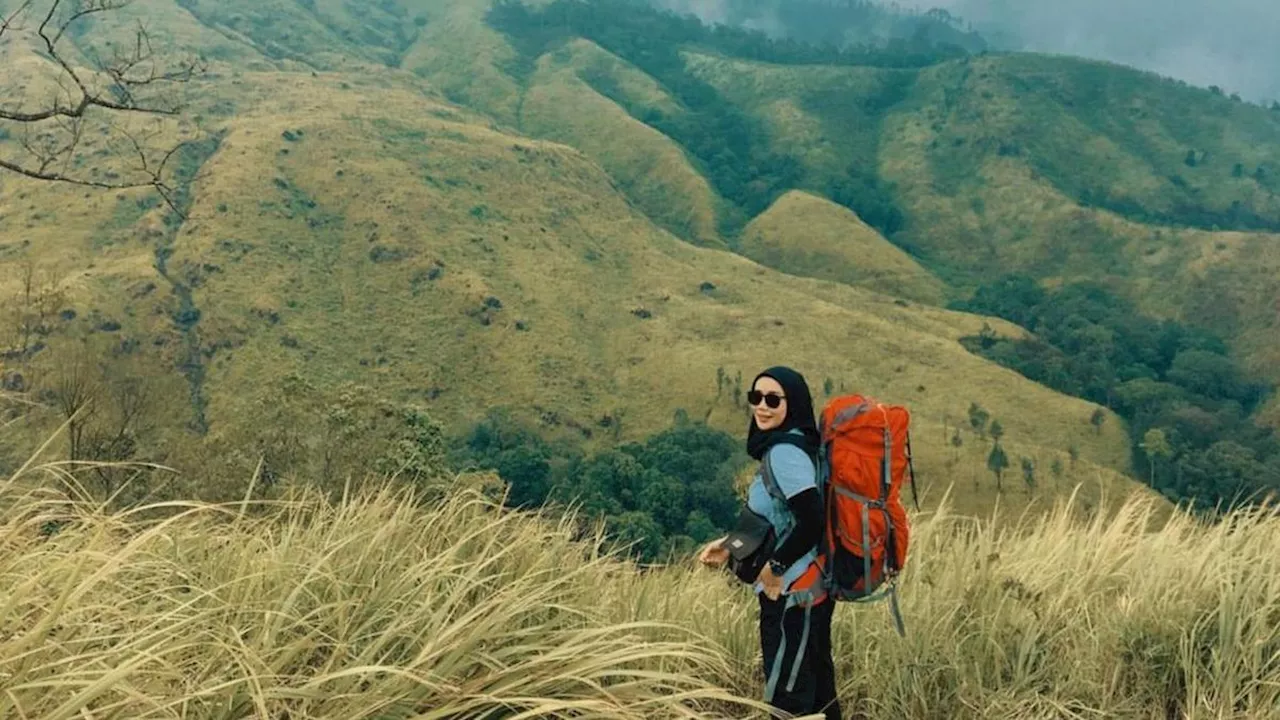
[652,0,1280,104]
[910,0,1280,104]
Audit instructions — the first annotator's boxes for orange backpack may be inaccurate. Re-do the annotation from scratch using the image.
[816,394,918,635]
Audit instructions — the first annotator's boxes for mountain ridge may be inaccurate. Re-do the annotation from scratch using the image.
[5,0,1275,518]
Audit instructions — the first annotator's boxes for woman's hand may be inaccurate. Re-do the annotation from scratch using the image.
[698,536,730,568]
[757,563,784,600]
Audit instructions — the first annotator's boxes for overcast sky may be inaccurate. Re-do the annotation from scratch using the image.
[895,0,1280,103]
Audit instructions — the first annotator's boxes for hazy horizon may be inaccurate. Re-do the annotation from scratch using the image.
[910,0,1280,104]
[651,0,1280,104]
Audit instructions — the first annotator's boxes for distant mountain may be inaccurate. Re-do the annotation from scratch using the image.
[7,0,1277,517]
[647,0,989,54]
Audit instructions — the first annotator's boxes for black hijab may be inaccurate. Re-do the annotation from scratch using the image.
[746,365,820,461]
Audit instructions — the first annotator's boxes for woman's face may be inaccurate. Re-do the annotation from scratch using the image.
[751,375,787,431]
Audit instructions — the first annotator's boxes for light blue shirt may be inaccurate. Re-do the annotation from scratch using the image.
[746,440,820,598]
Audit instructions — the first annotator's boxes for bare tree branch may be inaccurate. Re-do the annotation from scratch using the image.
[0,0,206,212]
[0,1,37,40]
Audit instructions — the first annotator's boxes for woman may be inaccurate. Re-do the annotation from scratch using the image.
[699,366,841,720]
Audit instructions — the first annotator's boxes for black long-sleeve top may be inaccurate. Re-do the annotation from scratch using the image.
[770,487,823,567]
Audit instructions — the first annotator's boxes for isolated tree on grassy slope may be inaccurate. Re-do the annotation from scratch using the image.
[0,0,202,207]
[987,440,1008,493]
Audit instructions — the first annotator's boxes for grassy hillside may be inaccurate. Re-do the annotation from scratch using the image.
[676,49,1280,330]
[870,54,1280,286]
[5,0,1273,525]
[0,64,1148,521]
[740,190,947,304]
[677,50,915,240]
[479,3,1280,393]
[3,459,1277,718]
[399,0,525,122]
[519,38,726,247]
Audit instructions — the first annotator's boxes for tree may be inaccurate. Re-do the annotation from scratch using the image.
[638,471,687,534]
[978,322,997,349]
[606,511,664,562]
[968,402,989,438]
[987,441,1008,493]
[1139,427,1173,487]
[1050,456,1064,481]
[989,419,1004,443]
[374,405,450,488]
[45,347,99,462]
[246,377,454,493]
[36,343,165,503]
[490,444,552,509]
[79,369,163,504]
[1020,456,1035,494]
[684,510,718,543]
[958,273,1052,328]
[0,0,204,208]
[1,260,66,359]
[1089,408,1106,434]
[1167,349,1245,403]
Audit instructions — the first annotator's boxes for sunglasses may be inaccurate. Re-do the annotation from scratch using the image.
[746,390,786,409]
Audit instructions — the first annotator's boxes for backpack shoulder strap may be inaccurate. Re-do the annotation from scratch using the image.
[761,451,784,504]
[760,434,818,503]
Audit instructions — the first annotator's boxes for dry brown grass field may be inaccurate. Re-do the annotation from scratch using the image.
[0,452,1275,718]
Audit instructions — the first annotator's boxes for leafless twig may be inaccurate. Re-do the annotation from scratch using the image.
[0,0,206,213]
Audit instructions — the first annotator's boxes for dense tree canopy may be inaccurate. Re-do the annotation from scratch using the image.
[456,409,748,562]
[955,275,1280,512]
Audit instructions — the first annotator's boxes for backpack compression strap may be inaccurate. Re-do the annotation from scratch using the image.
[881,418,908,637]
[905,431,920,512]
[763,598,816,702]
[880,422,899,578]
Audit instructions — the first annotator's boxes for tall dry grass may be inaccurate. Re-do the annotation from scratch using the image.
[0,458,766,719]
[3,454,1280,719]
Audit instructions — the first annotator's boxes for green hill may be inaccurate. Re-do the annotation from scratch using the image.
[671,46,1280,382]
[482,0,1280,385]
[5,0,1278,523]
[1,66,1143,520]
[740,190,947,304]
[519,38,726,247]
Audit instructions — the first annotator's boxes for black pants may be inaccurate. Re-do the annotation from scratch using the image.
[759,594,840,720]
